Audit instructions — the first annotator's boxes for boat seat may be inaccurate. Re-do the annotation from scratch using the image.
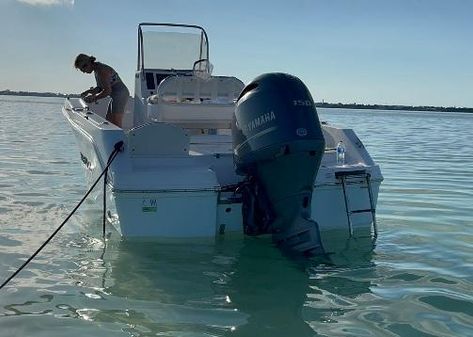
[146,75,244,129]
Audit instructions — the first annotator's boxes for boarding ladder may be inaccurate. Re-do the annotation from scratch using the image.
[335,169,378,238]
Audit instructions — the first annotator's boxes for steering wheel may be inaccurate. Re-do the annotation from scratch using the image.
[193,59,212,74]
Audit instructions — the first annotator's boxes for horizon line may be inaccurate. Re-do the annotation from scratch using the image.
[1,89,472,111]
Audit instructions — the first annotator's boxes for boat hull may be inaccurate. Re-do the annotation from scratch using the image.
[63,97,383,245]
[110,190,218,237]
[104,175,381,239]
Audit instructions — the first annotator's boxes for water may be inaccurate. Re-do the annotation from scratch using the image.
[0,95,472,336]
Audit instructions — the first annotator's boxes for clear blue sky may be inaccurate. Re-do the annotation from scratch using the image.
[1,0,472,107]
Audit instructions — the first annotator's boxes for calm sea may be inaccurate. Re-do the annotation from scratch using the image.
[0,95,472,337]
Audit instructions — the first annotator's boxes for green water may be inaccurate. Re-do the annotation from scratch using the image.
[0,96,472,336]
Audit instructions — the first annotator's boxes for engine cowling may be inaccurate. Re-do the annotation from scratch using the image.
[232,73,326,254]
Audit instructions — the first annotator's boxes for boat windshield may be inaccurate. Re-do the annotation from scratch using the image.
[139,24,209,71]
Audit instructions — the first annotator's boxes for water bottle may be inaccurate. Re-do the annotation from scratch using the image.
[336,140,346,166]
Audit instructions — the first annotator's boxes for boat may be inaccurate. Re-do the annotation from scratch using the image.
[62,23,383,255]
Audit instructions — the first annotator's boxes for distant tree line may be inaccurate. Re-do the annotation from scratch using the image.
[315,102,473,113]
[1,89,472,113]
[0,90,79,98]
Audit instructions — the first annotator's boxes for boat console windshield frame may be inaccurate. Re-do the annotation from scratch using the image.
[137,23,210,73]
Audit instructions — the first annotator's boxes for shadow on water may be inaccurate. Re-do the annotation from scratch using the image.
[82,229,376,336]
[0,227,377,337]
[99,235,317,336]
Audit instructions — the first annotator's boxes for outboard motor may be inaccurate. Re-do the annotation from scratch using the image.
[233,73,326,255]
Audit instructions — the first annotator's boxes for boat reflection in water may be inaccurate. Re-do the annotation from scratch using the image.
[66,228,376,336]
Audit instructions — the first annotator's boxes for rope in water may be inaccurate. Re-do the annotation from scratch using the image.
[0,141,124,290]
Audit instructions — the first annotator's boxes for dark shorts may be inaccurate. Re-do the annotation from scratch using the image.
[108,83,129,115]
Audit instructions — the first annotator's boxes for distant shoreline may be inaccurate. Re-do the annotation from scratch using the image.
[0,90,80,99]
[1,90,472,113]
[315,102,473,113]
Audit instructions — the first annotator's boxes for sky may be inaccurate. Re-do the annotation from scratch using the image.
[0,0,472,107]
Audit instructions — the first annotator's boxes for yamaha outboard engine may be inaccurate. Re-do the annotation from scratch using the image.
[233,73,326,255]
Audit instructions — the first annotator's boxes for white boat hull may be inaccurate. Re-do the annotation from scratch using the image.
[111,190,219,237]
[63,98,382,242]
[107,178,381,238]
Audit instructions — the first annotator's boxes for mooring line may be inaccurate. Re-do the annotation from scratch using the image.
[0,141,124,290]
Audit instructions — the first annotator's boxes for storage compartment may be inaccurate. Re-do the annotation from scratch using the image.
[113,190,218,237]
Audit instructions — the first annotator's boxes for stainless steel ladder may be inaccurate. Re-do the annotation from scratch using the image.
[335,170,378,238]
